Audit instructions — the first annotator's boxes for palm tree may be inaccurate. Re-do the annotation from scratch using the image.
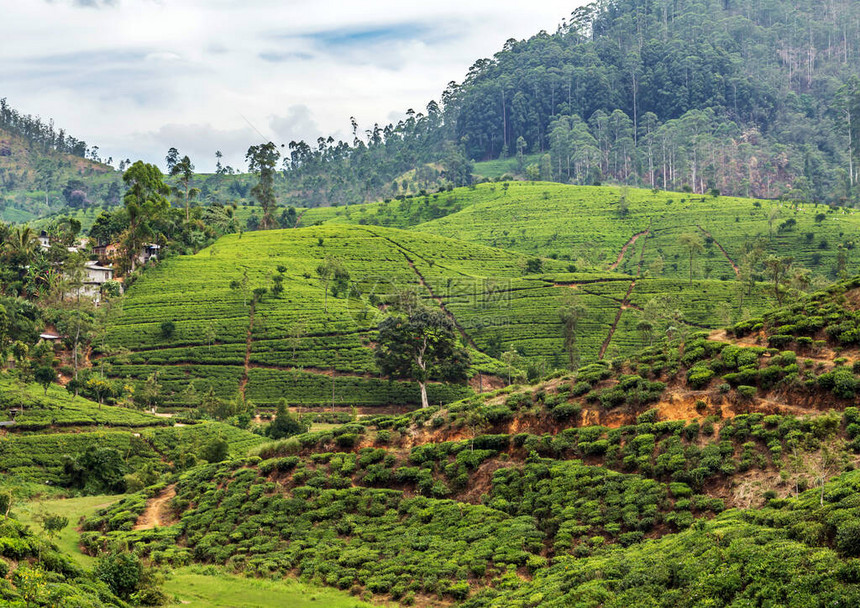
[678,232,704,285]
[5,226,39,262]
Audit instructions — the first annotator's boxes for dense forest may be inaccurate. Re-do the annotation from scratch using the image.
[0,97,92,159]
[279,0,860,207]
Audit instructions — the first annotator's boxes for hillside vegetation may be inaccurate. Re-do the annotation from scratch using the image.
[253,0,860,207]
[303,182,860,283]
[100,223,777,409]
[0,124,118,223]
[75,278,860,607]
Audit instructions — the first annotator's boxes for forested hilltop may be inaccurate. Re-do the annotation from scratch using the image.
[282,0,860,207]
[9,0,860,219]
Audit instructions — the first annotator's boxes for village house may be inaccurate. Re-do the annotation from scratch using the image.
[94,242,161,266]
[76,260,115,303]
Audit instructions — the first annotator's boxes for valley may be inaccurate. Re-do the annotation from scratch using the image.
[2,0,860,606]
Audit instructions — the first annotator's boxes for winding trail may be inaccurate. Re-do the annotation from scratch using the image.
[599,280,636,359]
[134,484,176,530]
[697,225,740,278]
[609,229,650,271]
[599,223,651,359]
[399,251,480,349]
[361,227,480,350]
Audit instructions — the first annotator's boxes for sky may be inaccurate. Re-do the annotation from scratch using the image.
[1,0,580,172]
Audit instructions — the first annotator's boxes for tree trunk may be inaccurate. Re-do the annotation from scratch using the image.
[419,381,429,409]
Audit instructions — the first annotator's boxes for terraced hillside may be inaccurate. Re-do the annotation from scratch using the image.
[100,225,774,409]
[301,182,860,282]
[79,279,860,607]
[0,377,265,488]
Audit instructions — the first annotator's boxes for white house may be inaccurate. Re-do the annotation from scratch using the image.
[85,261,113,285]
[72,261,116,303]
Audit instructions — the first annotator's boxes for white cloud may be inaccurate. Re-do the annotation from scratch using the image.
[3,0,582,171]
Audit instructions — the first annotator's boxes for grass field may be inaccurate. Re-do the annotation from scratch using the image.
[163,567,381,608]
[412,183,860,281]
[16,494,123,567]
[15,496,377,607]
[0,376,166,429]
[100,224,551,407]
[297,182,860,283]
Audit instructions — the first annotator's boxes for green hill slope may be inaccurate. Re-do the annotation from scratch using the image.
[0,126,119,222]
[78,278,860,606]
[303,182,860,282]
[100,224,774,409]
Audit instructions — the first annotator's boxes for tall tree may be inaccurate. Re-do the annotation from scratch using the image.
[678,233,704,285]
[559,294,586,370]
[315,256,347,313]
[121,162,170,272]
[763,256,794,305]
[170,154,199,221]
[245,142,281,229]
[374,309,470,409]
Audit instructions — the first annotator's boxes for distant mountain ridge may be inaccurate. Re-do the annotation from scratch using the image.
[280,0,860,206]
[0,97,119,223]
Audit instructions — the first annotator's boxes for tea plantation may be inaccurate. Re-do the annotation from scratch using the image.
[101,224,776,409]
[0,378,166,431]
[8,278,860,607]
[300,182,860,282]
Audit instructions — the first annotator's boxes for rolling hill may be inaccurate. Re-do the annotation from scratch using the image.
[99,223,775,410]
[77,277,860,606]
[301,182,860,283]
[0,125,119,223]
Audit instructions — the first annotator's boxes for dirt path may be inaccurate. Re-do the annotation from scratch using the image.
[134,484,177,530]
[599,280,636,359]
[388,246,480,350]
[609,229,650,271]
[697,225,740,278]
[599,226,650,359]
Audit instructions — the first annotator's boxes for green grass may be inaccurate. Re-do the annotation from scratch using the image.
[163,566,382,608]
[101,224,549,406]
[473,153,543,179]
[411,182,860,280]
[0,421,263,486]
[16,494,123,567]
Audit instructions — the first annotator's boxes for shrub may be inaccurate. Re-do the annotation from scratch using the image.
[160,321,176,339]
[736,385,757,400]
[200,438,229,463]
[335,433,360,448]
[637,409,659,424]
[551,403,582,421]
[767,335,793,348]
[95,552,143,599]
[837,520,860,557]
[571,381,591,397]
[832,369,858,399]
[687,367,714,388]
